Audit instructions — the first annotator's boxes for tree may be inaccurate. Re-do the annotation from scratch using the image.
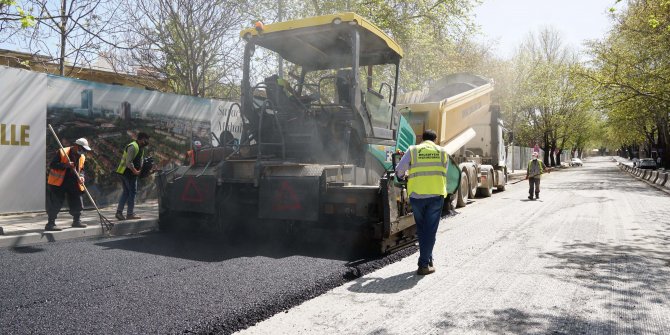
[246,0,481,91]
[586,0,670,167]
[505,27,584,166]
[114,0,245,97]
[3,0,127,76]
[0,0,35,31]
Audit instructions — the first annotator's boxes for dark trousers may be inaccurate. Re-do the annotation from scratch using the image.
[410,196,444,268]
[528,177,541,197]
[46,184,83,225]
[116,173,138,215]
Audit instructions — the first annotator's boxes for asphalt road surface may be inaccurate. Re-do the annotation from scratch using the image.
[240,156,670,334]
[0,218,416,334]
[2,156,670,334]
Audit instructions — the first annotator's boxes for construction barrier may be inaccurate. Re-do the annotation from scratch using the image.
[655,173,668,186]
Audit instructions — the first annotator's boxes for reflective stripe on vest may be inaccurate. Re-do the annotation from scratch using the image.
[407,141,448,196]
[116,141,141,174]
[47,147,86,191]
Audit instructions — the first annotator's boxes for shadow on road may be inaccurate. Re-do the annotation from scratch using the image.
[347,270,423,294]
[432,308,628,334]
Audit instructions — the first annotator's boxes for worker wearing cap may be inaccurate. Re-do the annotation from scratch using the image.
[526,151,549,200]
[186,140,202,166]
[395,129,448,276]
[115,132,150,221]
[45,138,92,231]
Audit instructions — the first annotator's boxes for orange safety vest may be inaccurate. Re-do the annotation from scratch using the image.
[47,147,86,191]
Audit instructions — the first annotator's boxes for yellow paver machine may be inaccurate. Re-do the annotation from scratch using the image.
[156,13,428,252]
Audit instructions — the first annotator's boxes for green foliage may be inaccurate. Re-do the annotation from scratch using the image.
[585,0,670,160]
[253,0,481,91]
[0,0,35,28]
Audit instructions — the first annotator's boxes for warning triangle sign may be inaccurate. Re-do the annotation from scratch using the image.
[272,181,302,211]
[181,176,204,202]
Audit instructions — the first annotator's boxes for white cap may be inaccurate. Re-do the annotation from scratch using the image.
[194,140,202,147]
[75,138,92,151]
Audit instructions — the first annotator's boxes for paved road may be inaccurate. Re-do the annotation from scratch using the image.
[0,223,415,334]
[3,157,669,334]
[240,156,670,334]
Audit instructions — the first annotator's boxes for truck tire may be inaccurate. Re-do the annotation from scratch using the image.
[497,172,507,191]
[456,171,468,208]
[467,170,477,199]
[479,170,493,197]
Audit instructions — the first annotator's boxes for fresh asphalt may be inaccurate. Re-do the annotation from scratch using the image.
[0,229,418,334]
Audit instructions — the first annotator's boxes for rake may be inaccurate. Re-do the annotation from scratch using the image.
[47,124,114,231]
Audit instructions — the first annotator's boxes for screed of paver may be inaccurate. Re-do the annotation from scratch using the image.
[237,157,670,335]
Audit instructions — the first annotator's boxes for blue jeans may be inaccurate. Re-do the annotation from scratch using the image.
[410,196,444,268]
[116,173,138,215]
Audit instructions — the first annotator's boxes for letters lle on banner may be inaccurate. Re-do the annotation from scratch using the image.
[0,123,30,146]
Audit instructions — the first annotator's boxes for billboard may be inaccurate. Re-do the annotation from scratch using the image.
[0,68,47,213]
[0,65,241,213]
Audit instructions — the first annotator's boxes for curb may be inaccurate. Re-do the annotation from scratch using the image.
[0,219,158,249]
[617,163,670,196]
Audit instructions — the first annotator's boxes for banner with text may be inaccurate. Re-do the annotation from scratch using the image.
[0,68,47,213]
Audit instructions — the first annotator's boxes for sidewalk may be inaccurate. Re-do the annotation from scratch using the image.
[0,200,159,248]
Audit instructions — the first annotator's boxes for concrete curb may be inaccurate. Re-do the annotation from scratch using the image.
[0,219,158,249]
[618,163,670,196]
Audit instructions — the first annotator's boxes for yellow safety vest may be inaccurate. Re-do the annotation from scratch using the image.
[407,141,448,197]
[116,141,142,174]
[47,147,86,191]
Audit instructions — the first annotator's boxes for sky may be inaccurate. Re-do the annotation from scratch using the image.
[473,0,617,59]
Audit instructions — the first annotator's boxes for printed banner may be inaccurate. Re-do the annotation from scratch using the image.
[0,65,240,213]
[0,67,47,213]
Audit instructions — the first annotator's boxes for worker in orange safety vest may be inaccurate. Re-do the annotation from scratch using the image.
[45,138,92,231]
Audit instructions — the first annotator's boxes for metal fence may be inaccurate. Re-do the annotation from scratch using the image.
[506,146,571,172]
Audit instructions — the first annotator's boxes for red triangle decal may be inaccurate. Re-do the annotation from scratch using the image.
[272,181,302,211]
[180,176,204,202]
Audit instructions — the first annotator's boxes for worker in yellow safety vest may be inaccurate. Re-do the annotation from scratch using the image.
[395,129,448,275]
[45,138,92,231]
[525,151,549,200]
[115,132,150,221]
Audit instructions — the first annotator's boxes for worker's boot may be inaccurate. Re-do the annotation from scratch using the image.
[71,215,87,228]
[45,219,62,231]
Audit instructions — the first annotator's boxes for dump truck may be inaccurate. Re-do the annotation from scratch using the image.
[398,73,507,209]
[156,13,432,252]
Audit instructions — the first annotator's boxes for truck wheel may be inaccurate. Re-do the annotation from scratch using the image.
[468,170,477,199]
[497,172,507,191]
[479,170,493,197]
[456,171,468,208]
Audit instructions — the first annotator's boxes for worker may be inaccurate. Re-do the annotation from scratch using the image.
[185,140,202,166]
[395,129,448,275]
[45,138,92,231]
[526,151,549,200]
[115,132,150,221]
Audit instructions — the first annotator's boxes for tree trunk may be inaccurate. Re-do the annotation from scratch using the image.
[59,0,67,76]
[556,148,562,166]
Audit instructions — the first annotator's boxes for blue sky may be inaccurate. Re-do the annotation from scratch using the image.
[473,0,616,58]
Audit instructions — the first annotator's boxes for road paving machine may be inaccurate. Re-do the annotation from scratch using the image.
[156,13,445,252]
